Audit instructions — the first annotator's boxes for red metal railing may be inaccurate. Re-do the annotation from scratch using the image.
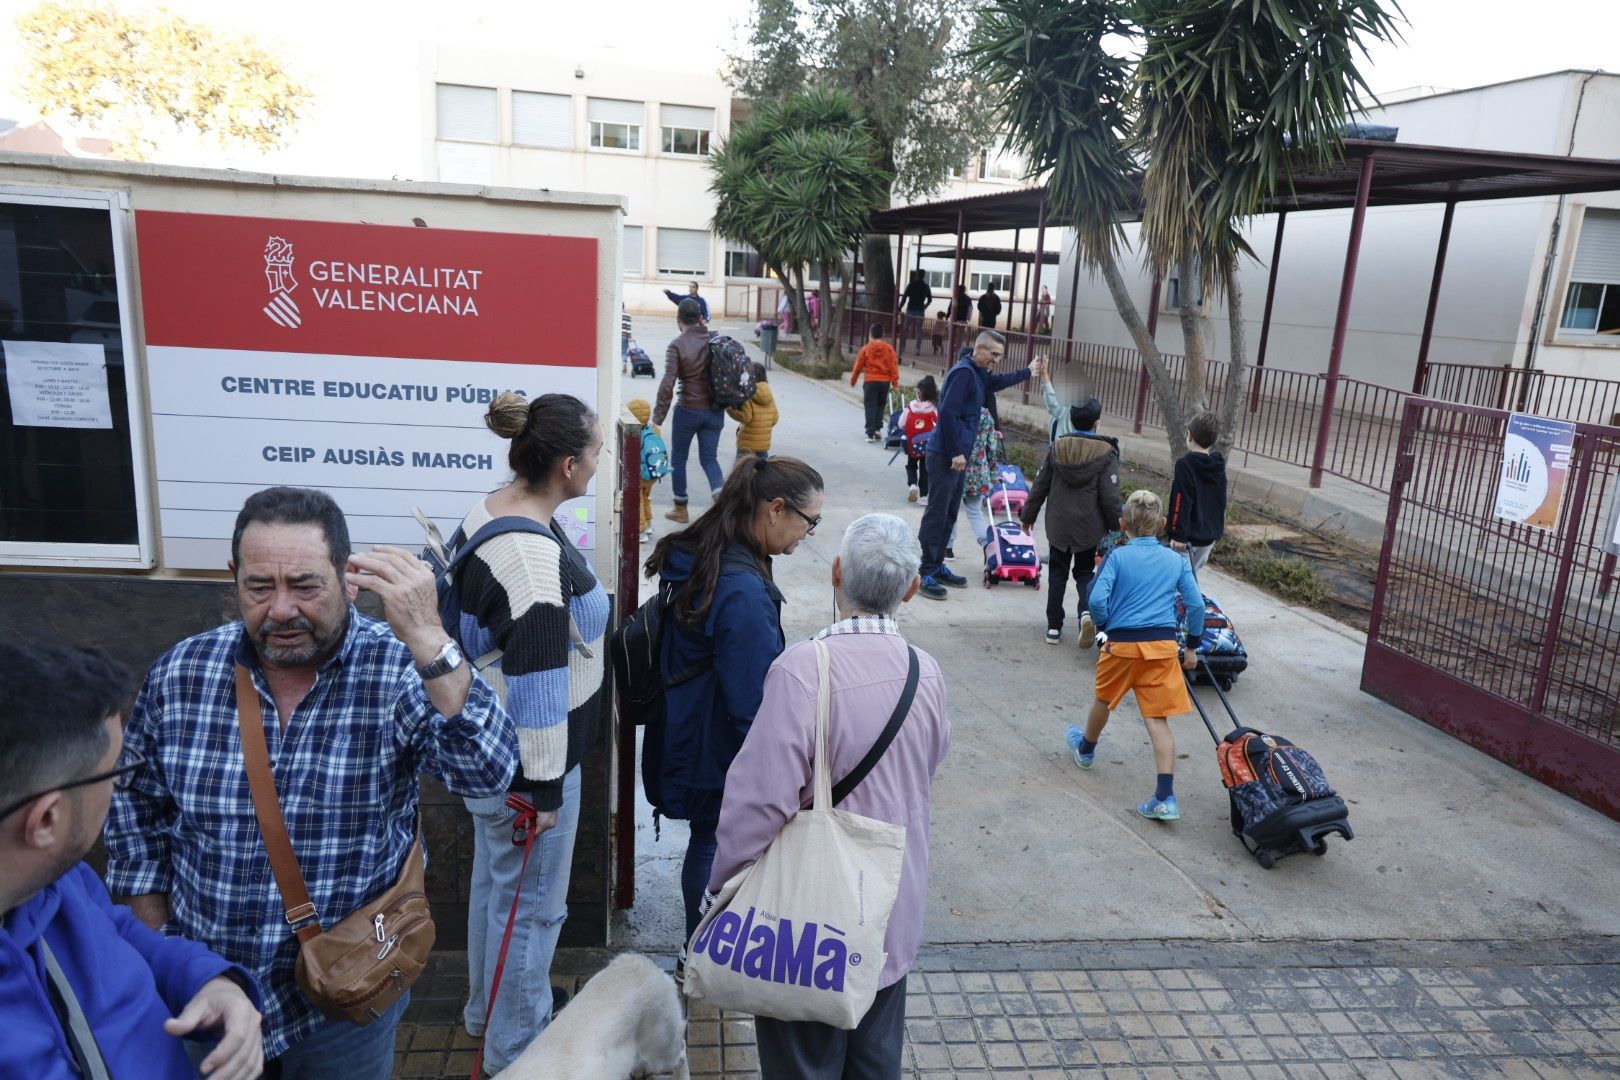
[613,419,641,910]
[1424,361,1620,428]
[1364,399,1620,819]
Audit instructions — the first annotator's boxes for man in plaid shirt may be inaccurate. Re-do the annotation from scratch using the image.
[105,488,516,1078]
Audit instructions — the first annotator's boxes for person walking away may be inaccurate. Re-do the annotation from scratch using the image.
[709,514,950,1079]
[977,285,1002,330]
[1067,490,1203,821]
[620,303,633,370]
[916,332,1039,600]
[642,457,826,977]
[728,362,778,461]
[106,486,516,1077]
[663,280,709,323]
[453,393,612,1076]
[777,292,794,334]
[899,270,933,357]
[901,375,939,503]
[1034,285,1053,336]
[951,284,972,325]
[851,323,900,442]
[1,642,264,1080]
[628,397,662,542]
[654,298,726,523]
[1167,411,1228,578]
[1020,398,1121,646]
[806,289,821,330]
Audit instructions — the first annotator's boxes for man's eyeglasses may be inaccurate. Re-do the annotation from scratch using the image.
[0,753,146,821]
[787,505,821,535]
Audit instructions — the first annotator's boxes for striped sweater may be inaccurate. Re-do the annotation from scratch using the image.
[453,499,611,810]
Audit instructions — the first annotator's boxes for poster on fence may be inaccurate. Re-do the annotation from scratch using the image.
[1493,412,1577,531]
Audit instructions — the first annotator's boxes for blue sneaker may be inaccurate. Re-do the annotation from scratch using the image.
[1065,724,1094,769]
[1137,795,1181,821]
[919,576,948,601]
[934,567,969,588]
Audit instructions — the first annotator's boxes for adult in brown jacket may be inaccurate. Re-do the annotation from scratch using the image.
[1020,398,1123,645]
[653,299,726,522]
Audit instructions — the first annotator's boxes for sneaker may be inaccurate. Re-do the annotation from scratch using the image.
[1065,724,1094,769]
[919,576,948,601]
[1137,795,1181,821]
[908,484,919,503]
[1078,612,1097,649]
[1045,628,1061,645]
[935,567,969,588]
[639,529,652,543]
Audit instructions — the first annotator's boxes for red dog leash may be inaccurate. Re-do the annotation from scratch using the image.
[470,792,539,1080]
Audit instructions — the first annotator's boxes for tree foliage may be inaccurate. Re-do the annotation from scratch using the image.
[970,0,1401,456]
[710,87,894,366]
[14,1,311,160]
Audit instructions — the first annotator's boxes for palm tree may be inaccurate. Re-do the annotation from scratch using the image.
[970,0,1402,456]
[710,86,894,367]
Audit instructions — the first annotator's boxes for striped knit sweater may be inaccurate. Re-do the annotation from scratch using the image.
[452,499,611,811]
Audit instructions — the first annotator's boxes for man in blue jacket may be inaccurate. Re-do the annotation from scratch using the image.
[917,329,1040,599]
[0,642,262,1080]
[664,280,710,323]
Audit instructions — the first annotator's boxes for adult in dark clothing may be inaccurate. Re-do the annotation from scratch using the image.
[1021,398,1123,646]
[952,284,972,323]
[899,270,933,357]
[1167,411,1229,578]
[641,457,825,970]
[653,298,724,522]
[977,286,1003,330]
[916,331,1039,600]
[663,281,709,323]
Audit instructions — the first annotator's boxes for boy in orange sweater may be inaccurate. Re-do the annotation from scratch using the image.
[850,322,900,442]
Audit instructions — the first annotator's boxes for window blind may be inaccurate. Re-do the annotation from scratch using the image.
[660,104,714,131]
[1572,210,1620,286]
[587,98,644,125]
[623,225,644,275]
[436,84,498,142]
[512,92,572,149]
[657,228,710,274]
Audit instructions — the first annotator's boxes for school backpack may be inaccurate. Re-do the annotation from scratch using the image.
[413,508,559,670]
[640,425,671,482]
[706,334,757,407]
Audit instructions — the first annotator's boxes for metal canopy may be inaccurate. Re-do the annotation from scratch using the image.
[917,245,1059,264]
[869,139,1620,235]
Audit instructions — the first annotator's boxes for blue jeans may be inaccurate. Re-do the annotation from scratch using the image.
[463,766,582,1075]
[186,993,407,1080]
[683,818,719,942]
[670,405,726,503]
[918,454,966,578]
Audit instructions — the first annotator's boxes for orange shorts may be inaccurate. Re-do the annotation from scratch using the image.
[1095,640,1192,718]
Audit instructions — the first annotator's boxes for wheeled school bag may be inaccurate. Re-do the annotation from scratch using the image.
[1187,662,1353,869]
[1181,595,1249,690]
[986,463,1029,517]
[983,484,1041,588]
[628,340,655,377]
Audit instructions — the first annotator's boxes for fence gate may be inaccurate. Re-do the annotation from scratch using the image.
[1363,399,1620,820]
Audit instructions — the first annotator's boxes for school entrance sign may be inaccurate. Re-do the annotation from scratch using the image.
[136,211,599,570]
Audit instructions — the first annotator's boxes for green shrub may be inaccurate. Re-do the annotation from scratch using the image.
[1211,537,1326,605]
[773,350,846,380]
[1003,440,1040,476]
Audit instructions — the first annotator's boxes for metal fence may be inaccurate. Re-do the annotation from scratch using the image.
[1363,399,1620,819]
[1424,362,1620,428]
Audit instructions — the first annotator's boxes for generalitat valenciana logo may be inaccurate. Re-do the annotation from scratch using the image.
[262,236,301,328]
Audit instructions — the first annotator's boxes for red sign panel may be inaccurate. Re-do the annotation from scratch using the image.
[136,211,598,366]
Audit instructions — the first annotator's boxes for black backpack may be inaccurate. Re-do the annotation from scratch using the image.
[706,334,757,408]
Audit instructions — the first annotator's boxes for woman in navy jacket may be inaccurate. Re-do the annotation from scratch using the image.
[640,456,825,954]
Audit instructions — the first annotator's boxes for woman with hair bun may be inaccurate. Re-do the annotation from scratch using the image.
[642,454,825,977]
[454,391,610,1074]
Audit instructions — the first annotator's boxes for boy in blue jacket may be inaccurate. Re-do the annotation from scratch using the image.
[1065,490,1204,821]
[0,642,262,1080]
[916,330,1040,599]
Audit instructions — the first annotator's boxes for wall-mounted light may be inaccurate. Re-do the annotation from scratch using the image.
[574,66,585,79]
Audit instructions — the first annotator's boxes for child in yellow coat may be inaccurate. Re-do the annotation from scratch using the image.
[726,363,778,461]
[627,397,659,539]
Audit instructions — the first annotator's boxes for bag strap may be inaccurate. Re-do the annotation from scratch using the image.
[39,937,112,1080]
[471,793,541,1080]
[235,665,323,944]
[832,646,919,807]
[810,640,834,811]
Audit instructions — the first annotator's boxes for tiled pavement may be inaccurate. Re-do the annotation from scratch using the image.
[395,939,1620,1078]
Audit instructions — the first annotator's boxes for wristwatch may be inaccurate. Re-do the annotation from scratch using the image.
[415,640,465,680]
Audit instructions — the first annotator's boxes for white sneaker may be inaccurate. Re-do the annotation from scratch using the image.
[1079,613,1098,649]
[1045,628,1061,645]
[907,485,919,503]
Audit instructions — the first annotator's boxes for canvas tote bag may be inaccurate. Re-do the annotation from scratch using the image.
[682,639,908,1029]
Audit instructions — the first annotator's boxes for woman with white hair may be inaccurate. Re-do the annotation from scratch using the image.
[709,513,952,1078]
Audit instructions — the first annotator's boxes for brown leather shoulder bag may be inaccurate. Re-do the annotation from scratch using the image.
[235,665,435,1025]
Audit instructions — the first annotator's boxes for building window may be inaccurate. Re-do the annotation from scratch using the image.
[1165,257,1205,310]
[436,84,499,143]
[969,271,1012,293]
[725,242,765,278]
[1559,210,1620,337]
[657,228,710,276]
[587,98,643,151]
[660,104,714,156]
[978,147,1022,182]
[512,91,573,149]
[623,225,644,276]
[923,270,953,290]
[947,162,966,179]
[0,191,152,567]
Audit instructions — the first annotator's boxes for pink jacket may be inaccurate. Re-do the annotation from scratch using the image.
[710,624,950,988]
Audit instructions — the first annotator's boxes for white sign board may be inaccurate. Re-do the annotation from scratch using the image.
[3,340,113,428]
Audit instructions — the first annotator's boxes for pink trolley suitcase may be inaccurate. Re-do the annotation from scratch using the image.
[986,464,1029,517]
[983,484,1041,588]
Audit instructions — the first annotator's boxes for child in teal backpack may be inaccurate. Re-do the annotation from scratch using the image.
[627,398,669,541]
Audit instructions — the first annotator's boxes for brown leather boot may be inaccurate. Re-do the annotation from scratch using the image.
[664,504,689,523]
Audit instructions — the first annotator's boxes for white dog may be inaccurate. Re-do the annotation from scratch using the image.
[493,952,690,1080]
